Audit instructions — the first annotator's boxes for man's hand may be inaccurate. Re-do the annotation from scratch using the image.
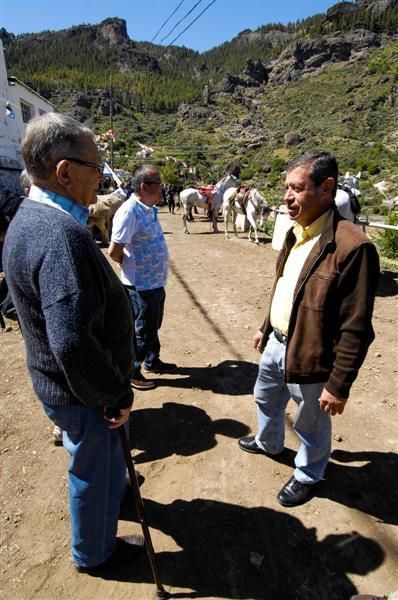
[253,330,263,351]
[104,406,131,429]
[319,388,347,416]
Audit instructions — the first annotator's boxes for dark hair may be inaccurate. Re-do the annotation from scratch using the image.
[287,152,339,198]
[131,165,159,192]
[22,112,95,179]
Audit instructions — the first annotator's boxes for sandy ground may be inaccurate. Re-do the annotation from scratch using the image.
[1,207,397,600]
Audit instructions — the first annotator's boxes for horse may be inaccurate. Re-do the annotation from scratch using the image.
[179,174,240,234]
[223,186,269,244]
[335,171,361,222]
[87,189,126,244]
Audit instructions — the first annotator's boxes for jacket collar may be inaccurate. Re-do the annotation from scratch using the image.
[285,205,340,253]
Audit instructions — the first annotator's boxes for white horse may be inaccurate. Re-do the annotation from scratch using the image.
[223,187,269,244]
[179,174,240,234]
[135,149,152,159]
[335,171,361,222]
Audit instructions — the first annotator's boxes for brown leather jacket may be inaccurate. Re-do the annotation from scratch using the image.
[259,208,380,399]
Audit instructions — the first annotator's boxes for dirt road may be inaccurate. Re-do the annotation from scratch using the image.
[1,207,397,600]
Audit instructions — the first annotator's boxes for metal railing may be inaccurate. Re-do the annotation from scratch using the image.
[357,218,398,232]
[271,207,398,232]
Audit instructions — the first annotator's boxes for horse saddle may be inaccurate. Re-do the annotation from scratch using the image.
[231,187,250,215]
[198,185,215,201]
[198,185,215,209]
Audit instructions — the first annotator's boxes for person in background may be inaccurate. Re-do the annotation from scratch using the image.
[109,164,176,391]
[165,186,175,214]
[3,112,144,573]
[239,152,380,507]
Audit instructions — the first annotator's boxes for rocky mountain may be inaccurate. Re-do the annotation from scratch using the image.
[1,0,398,208]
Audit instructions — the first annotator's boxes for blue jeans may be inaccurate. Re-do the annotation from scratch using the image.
[42,403,127,568]
[254,332,331,484]
[126,286,165,375]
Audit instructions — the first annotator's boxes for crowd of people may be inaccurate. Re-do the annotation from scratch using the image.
[1,113,389,598]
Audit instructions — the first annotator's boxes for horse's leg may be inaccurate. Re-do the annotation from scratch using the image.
[224,208,229,239]
[182,206,189,234]
[253,223,260,244]
[233,209,238,238]
[101,221,110,246]
[212,209,218,233]
[247,212,259,244]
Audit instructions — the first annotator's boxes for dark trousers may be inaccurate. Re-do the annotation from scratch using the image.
[126,286,165,376]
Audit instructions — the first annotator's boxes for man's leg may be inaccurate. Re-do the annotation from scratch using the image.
[127,288,163,376]
[287,381,331,484]
[42,403,126,568]
[254,334,290,454]
[143,287,165,369]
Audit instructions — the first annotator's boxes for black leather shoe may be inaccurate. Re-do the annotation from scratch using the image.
[238,436,269,455]
[143,361,177,374]
[75,535,144,573]
[277,476,315,507]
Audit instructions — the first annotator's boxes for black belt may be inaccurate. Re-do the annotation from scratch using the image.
[273,329,288,344]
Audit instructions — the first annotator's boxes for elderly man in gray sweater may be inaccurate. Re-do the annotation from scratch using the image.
[3,113,143,574]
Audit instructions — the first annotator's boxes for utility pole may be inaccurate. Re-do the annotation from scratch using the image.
[109,74,114,170]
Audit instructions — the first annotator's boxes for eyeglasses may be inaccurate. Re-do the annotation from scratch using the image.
[144,179,162,185]
[61,157,105,176]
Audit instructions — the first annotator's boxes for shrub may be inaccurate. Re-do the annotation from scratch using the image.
[259,218,275,238]
[367,161,380,175]
[271,157,286,172]
[377,212,398,259]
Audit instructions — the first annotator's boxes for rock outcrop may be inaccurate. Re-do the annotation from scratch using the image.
[268,30,382,84]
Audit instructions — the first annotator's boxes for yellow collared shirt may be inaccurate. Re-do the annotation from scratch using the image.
[270,210,331,336]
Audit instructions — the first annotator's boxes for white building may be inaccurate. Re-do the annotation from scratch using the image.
[0,39,53,194]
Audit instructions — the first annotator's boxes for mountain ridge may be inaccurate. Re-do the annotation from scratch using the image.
[1,0,398,208]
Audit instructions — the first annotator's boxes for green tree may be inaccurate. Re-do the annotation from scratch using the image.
[160,162,180,186]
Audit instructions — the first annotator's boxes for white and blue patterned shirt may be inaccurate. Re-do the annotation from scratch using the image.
[111,193,169,291]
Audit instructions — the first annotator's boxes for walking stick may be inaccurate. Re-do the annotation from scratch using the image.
[117,422,169,600]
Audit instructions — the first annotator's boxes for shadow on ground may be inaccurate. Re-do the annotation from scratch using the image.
[320,450,398,525]
[129,402,250,463]
[377,270,398,297]
[152,360,259,395]
[103,497,384,599]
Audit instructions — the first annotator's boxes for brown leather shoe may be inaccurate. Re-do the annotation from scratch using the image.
[131,375,156,391]
[350,596,388,600]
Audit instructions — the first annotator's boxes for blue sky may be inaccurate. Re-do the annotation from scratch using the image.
[1,0,341,52]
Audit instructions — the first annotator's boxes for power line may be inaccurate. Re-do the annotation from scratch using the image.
[151,0,185,43]
[160,0,203,44]
[168,0,216,47]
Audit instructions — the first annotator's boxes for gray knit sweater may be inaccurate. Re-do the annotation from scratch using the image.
[3,198,134,409]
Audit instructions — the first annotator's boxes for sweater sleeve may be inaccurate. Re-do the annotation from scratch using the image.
[39,231,134,409]
[325,242,380,399]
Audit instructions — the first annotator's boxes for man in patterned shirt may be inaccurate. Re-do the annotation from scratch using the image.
[110,165,176,390]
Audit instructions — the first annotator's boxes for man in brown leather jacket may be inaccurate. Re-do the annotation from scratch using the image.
[238,152,380,507]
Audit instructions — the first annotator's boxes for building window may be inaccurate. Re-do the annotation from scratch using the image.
[20,100,34,123]
[39,109,47,116]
